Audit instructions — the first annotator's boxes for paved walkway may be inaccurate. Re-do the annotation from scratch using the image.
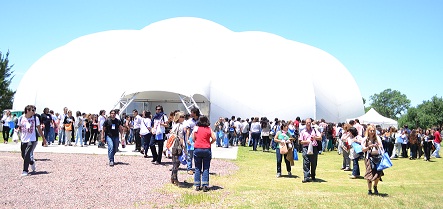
[0,141,238,160]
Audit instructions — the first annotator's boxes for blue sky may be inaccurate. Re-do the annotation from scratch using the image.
[1,0,442,107]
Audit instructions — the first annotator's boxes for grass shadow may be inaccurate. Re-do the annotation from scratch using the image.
[178,180,194,188]
[312,178,327,183]
[209,185,223,191]
[375,193,389,197]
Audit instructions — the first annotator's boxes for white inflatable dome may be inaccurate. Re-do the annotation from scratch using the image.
[13,17,364,122]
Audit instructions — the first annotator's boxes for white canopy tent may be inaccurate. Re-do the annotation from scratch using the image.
[348,108,398,129]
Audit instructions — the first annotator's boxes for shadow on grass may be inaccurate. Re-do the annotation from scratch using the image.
[179,181,194,188]
[374,193,389,197]
[312,178,327,183]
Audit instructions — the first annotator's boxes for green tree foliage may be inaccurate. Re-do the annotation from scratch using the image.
[368,88,410,120]
[0,50,16,111]
[398,96,443,129]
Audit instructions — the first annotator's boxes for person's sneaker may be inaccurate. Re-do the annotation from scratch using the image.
[288,172,292,176]
[31,161,36,172]
[202,186,209,192]
[276,173,281,178]
[344,168,351,171]
[368,190,373,195]
[349,175,357,179]
[195,186,201,191]
[109,161,114,167]
[21,171,29,177]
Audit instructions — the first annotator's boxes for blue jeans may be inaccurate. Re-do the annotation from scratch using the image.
[59,128,66,144]
[251,132,260,151]
[48,127,55,144]
[75,126,83,145]
[187,150,194,171]
[141,134,151,156]
[352,158,360,176]
[106,135,120,162]
[216,131,222,147]
[432,142,440,158]
[194,148,212,187]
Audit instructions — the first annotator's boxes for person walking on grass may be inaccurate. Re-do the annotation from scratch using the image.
[299,118,321,183]
[101,109,123,167]
[18,105,47,176]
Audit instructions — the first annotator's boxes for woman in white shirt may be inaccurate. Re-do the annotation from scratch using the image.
[2,110,12,143]
[140,111,152,158]
[250,117,261,151]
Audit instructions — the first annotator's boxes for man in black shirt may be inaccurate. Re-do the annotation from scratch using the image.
[41,108,52,146]
[101,109,123,166]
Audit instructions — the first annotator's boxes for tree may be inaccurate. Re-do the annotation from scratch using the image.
[0,50,15,111]
[368,89,410,120]
[398,96,443,130]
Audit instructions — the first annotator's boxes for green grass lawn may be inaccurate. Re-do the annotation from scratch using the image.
[164,146,442,209]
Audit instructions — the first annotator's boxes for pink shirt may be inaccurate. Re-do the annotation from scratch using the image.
[299,128,321,146]
[354,123,364,137]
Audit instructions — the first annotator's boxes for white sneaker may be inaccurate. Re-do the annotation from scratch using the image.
[31,161,36,172]
[21,171,29,177]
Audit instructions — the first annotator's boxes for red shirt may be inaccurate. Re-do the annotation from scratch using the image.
[194,126,212,149]
[434,131,441,143]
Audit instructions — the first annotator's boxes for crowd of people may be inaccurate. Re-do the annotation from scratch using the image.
[3,105,442,195]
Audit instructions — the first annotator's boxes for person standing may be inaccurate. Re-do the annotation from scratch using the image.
[423,129,433,161]
[432,128,441,158]
[273,122,292,177]
[185,107,200,174]
[97,110,106,148]
[101,109,123,166]
[74,111,84,147]
[299,118,321,183]
[149,105,169,165]
[170,112,185,185]
[139,111,152,158]
[63,110,75,146]
[132,109,142,152]
[250,117,261,151]
[348,127,363,179]
[58,107,68,145]
[18,105,46,176]
[192,115,216,192]
[41,108,52,145]
[1,110,12,144]
[213,117,223,147]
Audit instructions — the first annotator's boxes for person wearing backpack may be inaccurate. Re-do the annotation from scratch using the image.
[101,109,123,167]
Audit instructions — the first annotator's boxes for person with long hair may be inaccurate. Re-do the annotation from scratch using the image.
[273,121,293,177]
[149,105,169,165]
[362,125,384,195]
[349,126,363,179]
[89,114,99,145]
[261,117,271,152]
[170,111,185,186]
[192,115,216,192]
[409,129,418,159]
[423,129,433,161]
[74,111,84,147]
[63,110,75,146]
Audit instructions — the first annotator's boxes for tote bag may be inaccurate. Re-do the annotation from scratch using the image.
[377,150,393,171]
[279,142,288,154]
[293,147,299,161]
[352,142,363,154]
